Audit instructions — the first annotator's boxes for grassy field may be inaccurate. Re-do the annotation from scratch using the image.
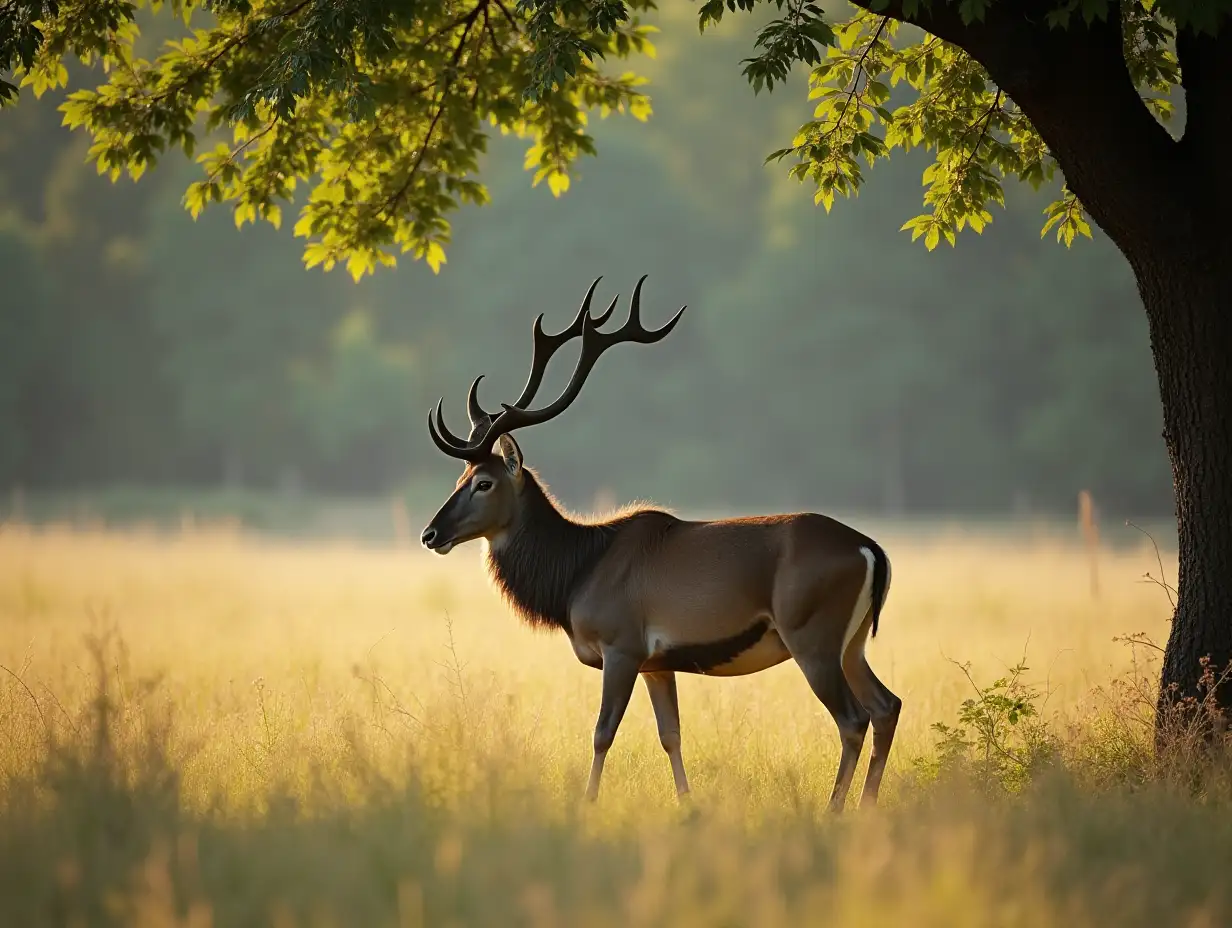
[2,517,1229,927]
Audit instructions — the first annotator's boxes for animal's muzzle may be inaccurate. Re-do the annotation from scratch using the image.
[420,525,454,554]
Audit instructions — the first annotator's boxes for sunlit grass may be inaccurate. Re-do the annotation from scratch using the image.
[3,518,1222,927]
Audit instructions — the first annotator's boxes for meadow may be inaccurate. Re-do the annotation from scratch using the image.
[2,514,1229,927]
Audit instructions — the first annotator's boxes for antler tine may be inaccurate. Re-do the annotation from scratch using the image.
[466,375,491,428]
[594,291,620,328]
[511,277,617,409]
[624,274,687,342]
[478,278,687,447]
[428,398,487,462]
[466,278,617,430]
[426,408,457,457]
[426,276,683,463]
[628,273,645,327]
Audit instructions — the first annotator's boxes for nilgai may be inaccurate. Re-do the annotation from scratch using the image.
[421,276,899,809]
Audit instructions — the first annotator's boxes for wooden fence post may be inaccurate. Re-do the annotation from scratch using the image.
[1078,489,1100,598]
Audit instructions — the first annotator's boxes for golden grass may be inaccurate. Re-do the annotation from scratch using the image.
[4,519,1226,927]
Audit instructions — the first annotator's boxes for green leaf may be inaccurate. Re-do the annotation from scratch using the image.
[425,241,447,274]
[2,0,1150,274]
[346,250,376,282]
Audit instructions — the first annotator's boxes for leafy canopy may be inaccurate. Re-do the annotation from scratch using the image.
[2,0,655,279]
[0,0,1200,276]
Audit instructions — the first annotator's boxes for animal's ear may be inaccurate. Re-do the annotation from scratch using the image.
[496,434,523,476]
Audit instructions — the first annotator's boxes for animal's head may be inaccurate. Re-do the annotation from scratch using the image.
[420,275,686,555]
[419,432,526,555]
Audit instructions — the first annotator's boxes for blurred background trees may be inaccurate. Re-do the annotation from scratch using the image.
[0,8,1168,519]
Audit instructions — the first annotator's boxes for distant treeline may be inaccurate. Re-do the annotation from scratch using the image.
[0,9,1171,517]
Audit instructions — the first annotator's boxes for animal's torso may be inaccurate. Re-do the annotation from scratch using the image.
[566,513,873,676]
[484,473,877,677]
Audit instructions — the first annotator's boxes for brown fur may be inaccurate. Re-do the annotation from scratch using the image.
[422,407,899,811]
[484,469,673,634]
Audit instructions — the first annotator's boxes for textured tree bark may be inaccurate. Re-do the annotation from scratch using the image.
[837,0,1232,732]
[1135,252,1232,717]
[853,0,1232,735]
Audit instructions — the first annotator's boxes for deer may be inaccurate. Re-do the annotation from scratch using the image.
[420,275,900,811]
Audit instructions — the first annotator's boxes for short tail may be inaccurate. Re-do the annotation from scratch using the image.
[866,539,891,638]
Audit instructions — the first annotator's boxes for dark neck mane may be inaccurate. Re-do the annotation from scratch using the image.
[485,470,653,635]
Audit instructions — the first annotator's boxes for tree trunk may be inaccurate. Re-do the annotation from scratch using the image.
[1134,251,1232,728]
[845,0,1232,746]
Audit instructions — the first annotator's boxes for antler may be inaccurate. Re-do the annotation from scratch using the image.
[463,276,618,430]
[428,275,686,463]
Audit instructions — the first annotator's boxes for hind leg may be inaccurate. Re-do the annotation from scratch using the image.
[842,613,902,807]
[790,651,871,813]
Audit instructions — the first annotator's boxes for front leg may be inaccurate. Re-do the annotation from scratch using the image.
[584,648,641,802]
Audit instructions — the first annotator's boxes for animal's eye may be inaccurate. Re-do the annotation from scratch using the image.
[475,480,493,492]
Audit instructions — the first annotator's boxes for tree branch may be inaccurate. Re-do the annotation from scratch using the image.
[491,0,520,33]
[379,2,488,219]
[843,0,1182,252]
[1176,23,1232,219]
[146,0,316,106]
[207,118,279,183]
[933,87,1003,218]
[958,87,1003,171]
[832,16,888,135]
[785,15,887,162]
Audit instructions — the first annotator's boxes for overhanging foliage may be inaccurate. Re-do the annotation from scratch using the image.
[3,0,655,278]
[0,0,1213,275]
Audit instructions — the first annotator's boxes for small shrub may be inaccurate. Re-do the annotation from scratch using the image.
[913,656,1060,795]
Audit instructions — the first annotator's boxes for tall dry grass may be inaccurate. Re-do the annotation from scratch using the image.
[2,519,1228,927]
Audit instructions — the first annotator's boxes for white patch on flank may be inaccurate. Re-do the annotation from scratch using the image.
[646,629,673,656]
[841,546,877,663]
